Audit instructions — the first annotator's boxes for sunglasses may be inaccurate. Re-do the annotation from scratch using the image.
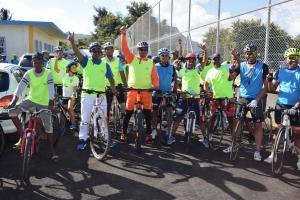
[139,48,148,52]
[186,57,196,61]
[92,50,101,53]
[160,54,169,57]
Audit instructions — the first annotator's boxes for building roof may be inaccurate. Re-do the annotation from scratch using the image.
[0,20,66,38]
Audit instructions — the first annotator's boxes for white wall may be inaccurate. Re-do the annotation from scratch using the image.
[33,26,61,52]
[0,25,28,62]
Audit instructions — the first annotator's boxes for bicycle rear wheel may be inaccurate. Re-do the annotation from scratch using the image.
[210,113,225,150]
[89,115,110,160]
[272,127,287,175]
[135,111,144,152]
[230,120,243,161]
[0,124,4,157]
[112,102,120,139]
[22,132,32,181]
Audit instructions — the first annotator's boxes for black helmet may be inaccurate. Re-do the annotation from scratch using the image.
[89,42,102,52]
[137,41,148,48]
[243,43,257,53]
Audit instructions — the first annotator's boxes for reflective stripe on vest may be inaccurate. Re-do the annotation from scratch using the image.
[128,57,153,89]
[27,69,50,106]
[49,58,68,84]
[104,57,122,86]
[82,59,107,95]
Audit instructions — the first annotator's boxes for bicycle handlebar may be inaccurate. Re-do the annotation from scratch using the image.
[82,89,106,95]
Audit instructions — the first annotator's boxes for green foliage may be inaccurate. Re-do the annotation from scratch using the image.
[0,8,12,20]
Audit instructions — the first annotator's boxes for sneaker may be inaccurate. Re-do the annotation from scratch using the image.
[167,135,176,145]
[264,154,273,164]
[151,129,157,139]
[223,145,234,154]
[13,138,22,149]
[254,151,262,161]
[110,140,118,149]
[119,133,127,144]
[201,137,209,148]
[77,139,87,150]
[145,134,154,144]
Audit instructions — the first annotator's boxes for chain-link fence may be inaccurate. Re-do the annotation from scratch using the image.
[114,0,300,71]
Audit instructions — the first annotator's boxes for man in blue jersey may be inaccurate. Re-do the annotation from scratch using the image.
[151,48,178,144]
[265,48,300,170]
[228,43,269,161]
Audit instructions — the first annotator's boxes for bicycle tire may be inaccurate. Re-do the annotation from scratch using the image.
[112,102,119,139]
[53,113,64,147]
[21,132,32,181]
[263,113,273,145]
[89,114,110,160]
[135,111,144,152]
[0,124,5,157]
[210,112,225,150]
[272,127,287,175]
[185,114,195,153]
[230,120,244,161]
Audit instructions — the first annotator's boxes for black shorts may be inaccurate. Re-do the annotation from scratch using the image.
[106,84,126,105]
[54,84,63,97]
[275,103,300,126]
[237,97,264,123]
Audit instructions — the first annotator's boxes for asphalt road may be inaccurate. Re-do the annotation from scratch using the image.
[1,93,300,200]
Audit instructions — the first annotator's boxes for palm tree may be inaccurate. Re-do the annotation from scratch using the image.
[0,8,13,20]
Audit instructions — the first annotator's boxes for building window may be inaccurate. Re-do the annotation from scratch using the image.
[35,40,39,52]
[39,41,42,52]
[0,37,6,55]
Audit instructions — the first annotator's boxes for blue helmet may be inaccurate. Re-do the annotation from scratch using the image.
[89,42,102,52]
[197,51,204,59]
[117,53,125,60]
[54,46,63,52]
[66,60,77,69]
[158,48,170,56]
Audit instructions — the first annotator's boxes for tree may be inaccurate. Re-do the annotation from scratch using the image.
[123,1,150,26]
[0,8,12,20]
[92,6,124,44]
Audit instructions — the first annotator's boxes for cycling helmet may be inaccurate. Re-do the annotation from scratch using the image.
[41,50,49,54]
[284,48,300,58]
[137,41,148,48]
[243,43,257,52]
[66,60,77,69]
[158,48,170,56]
[197,51,204,59]
[54,46,63,52]
[185,52,196,59]
[103,42,113,49]
[88,42,101,52]
[32,52,43,60]
[152,56,160,63]
[117,53,125,60]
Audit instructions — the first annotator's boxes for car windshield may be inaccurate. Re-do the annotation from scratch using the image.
[0,71,9,92]
[19,56,33,68]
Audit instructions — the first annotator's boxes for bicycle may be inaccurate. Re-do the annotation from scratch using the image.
[272,108,299,175]
[229,101,255,161]
[155,91,174,143]
[178,91,201,153]
[110,93,123,143]
[209,98,232,150]
[262,107,275,146]
[0,120,4,157]
[126,88,153,152]
[82,89,111,160]
[18,108,51,181]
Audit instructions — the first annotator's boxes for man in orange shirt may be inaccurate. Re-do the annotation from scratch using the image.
[120,26,159,144]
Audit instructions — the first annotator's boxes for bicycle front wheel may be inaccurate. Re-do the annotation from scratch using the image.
[272,127,287,175]
[0,124,5,157]
[263,114,273,145]
[22,132,32,181]
[230,120,243,161]
[89,115,110,161]
[210,113,225,151]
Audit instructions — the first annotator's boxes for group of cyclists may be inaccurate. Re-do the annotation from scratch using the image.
[4,25,300,171]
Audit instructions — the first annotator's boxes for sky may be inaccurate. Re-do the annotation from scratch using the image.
[0,0,299,40]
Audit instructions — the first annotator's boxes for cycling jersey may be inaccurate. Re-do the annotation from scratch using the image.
[200,63,213,84]
[237,60,269,99]
[274,67,300,105]
[205,64,233,98]
[155,63,176,93]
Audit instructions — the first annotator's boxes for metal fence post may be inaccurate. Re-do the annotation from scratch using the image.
[170,0,173,50]
[264,0,272,65]
[158,1,161,50]
[149,9,151,55]
[216,0,221,53]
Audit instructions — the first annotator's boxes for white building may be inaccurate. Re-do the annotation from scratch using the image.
[0,20,66,62]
